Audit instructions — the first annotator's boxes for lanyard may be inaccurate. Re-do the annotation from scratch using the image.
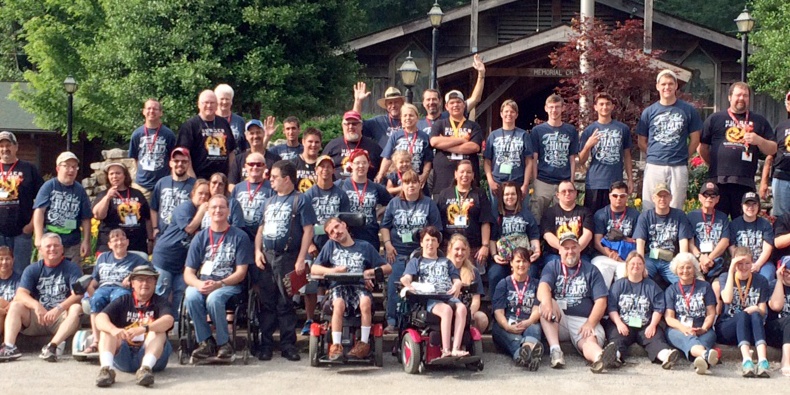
[678,281,696,312]
[735,274,753,309]
[403,130,418,154]
[143,125,161,154]
[170,178,188,199]
[454,187,470,205]
[343,137,361,155]
[511,276,529,318]
[351,180,368,206]
[246,181,264,205]
[449,118,466,138]
[115,188,131,206]
[133,294,151,323]
[1,160,18,183]
[701,210,715,237]
[208,228,227,260]
[727,109,751,149]
[610,209,626,230]
[561,261,581,297]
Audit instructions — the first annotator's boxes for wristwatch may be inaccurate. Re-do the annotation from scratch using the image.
[143,325,150,334]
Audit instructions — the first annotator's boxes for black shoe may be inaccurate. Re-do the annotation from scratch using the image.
[217,342,234,359]
[281,348,301,361]
[192,338,217,359]
[257,348,273,361]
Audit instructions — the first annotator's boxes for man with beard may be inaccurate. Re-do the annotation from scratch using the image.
[699,81,776,218]
[352,84,405,150]
[322,111,382,181]
[150,148,196,237]
[176,90,237,179]
[227,118,281,191]
[128,99,176,201]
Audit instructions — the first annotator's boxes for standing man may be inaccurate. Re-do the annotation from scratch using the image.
[214,84,248,153]
[429,90,484,194]
[254,160,316,362]
[94,265,174,388]
[416,53,486,134]
[686,182,730,281]
[484,100,533,207]
[291,128,323,193]
[699,82,776,218]
[149,147,196,237]
[0,131,44,275]
[530,94,579,223]
[636,69,702,211]
[33,152,92,263]
[176,90,237,180]
[760,89,790,216]
[323,111,382,181]
[128,99,176,201]
[228,118,281,191]
[578,93,634,214]
[352,84,404,149]
[268,116,303,161]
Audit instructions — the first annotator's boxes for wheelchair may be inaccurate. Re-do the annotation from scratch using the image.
[177,278,260,365]
[393,249,484,374]
[307,269,386,367]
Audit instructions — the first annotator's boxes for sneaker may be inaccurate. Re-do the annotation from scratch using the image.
[528,343,543,372]
[757,359,770,378]
[301,320,313,336]
[550,348,565,369]
[383,325,398,335]
[693,356,708,375]
[39,343,58,362]
[136,366,154,387]
[217,342,234,359]
[662,349,680,370]
[348,342,371,359]
[591,342,616,373]
[328,344,344,361]
[0,344,21,361]
[705,349,719,367]
[192,339,217,359]
[742,360,756,378]
[95,366,116,387]
[516,343,531,367]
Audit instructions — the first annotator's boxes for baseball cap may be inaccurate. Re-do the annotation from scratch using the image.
[316,155,334,167]
[652,183,671,196]
[170,147,191,160]
[699,182,720,196]
[102,162,126,172]
[129,265,160,280]
[245,119,263,131]
[742,191,760,204]
[558,232,579,245]
[0,131,17,144]
[56,151,79,165]
[444,90,465,103]
[343,111,362,122]
[656,69,678,83]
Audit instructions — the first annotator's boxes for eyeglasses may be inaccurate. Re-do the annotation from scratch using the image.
[343,121,361,127]
[701,193,719,198]
[246,162,264,168]
[172,160,188,164]
[558,189,576,194]
[610,193,628,198]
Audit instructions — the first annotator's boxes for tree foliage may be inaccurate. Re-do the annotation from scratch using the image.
[3,0,362,142]
[654,0,745,34]
[748,0,790,100]
[358,0,469,36]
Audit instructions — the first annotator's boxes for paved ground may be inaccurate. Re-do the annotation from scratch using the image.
[1,343,786,395]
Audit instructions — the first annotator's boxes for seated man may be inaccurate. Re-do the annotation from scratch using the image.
[94,265,174,388]
[184,195,252,360]
[591,181,640,287]
[0,233,83,362]
[401,226,468,358]
[541,180,594,266]
[686,182,730,281]
[538,232,615,373]
[634,183,693,285]
[0,246,21,337]
[729,192,775,281]
[311,217,391,360]
[85,229,147,354]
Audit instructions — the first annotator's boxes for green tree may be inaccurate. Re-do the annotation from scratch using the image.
[654,0,745,34]
[4,0,362,142]
[748,0,790,100]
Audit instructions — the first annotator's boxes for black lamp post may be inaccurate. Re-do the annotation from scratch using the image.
[428,1,444,90]
[63,76,78,151]
[734,7,755,82]
[398,52,421,104]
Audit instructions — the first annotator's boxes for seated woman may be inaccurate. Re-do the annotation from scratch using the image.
[663,252,719,375]
[401,226,468,358]
[447,234,489,333]
[605,251,679,369]
[491,247,542,370]
[200,172,244,229]
[767,259,790,376]
[713,246,771,378]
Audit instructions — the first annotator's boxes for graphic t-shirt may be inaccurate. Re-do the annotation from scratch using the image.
[717,272,770,319]
[540,204,594,256]
[176,115,237,179]
[593,206,640,239]
[381,196,443,256]
[579,120,632,189]
[93,188,151,253]
[772,119,790,181]
[530,122,579,184]
[483,128,533,185]
[363,114,401,149]
[0,272,20,301]
[636,99,702,166]
[19,260,82,310]
[150,176,196,233]
[0,160,44,237]
[701,110,774,187]
[91,251,147,288]
[337,179,391,250]
[435,187,494,248]
[766,281,790,320]
[772,213,790,259]
[269,143,303,161]
[185,226,252,281]
[33,179,92,247]
[540,258,607,317]
[315,240,386,288]
[303,184,351,250]
[729,216,774,262]
[404,256,459,294]
[151,201,197,274]
[664,280,716,328]
[608,278,664,328]
[430,118,483,192]
[492,275,538,322]
[198,199,245,231]
[633,208,694,255]
[232,180,274,238]
[686,209,730,252]
[260,192,317,253]
[494,207,541,240]
[102,293,173,332]
[292,156,319,193]
[322,136,383,181]
[381,129,434,174]
[128,125,177,190]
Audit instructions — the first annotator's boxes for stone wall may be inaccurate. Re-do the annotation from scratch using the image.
[81,148,136,200]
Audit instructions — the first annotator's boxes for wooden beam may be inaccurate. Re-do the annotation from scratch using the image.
[474,77,517,118]
[644,0,653,53]
[470,0,479,53]
[486,68,574,77]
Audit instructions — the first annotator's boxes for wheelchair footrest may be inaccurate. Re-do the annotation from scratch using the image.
[191,355,236,365]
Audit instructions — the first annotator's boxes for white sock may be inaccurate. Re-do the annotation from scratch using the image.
[616,350,622,360]
[332,332,342,345]
[743,356,751,363]
[550,345,561,353]
[142,354,157,369]
[361,326,371,344]
[100,351,114,369]
[657,349,671,362]
[5,343,15,349]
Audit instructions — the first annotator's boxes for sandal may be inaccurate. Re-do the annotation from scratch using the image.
[440,349,453,359]
[83,342,99,354]
[451,349,469,357]
[782,366,790,377]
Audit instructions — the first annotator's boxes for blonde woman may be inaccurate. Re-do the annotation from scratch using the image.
[447,234,489,333]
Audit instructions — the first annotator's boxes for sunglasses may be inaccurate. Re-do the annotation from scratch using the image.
[246,162,264,168]
[702,193,719,198]
[610,193,628,198]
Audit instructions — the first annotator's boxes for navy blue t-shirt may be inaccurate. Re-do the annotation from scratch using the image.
[381,129,434,175]
[19,259,83,310]
[483,128,533,185]
[579,120,632,189]
[225,113,248,154]
[322,136,383,181]
[128,125,177,190]
[686,209,730,251]
[260,191,317,253]
[729,216,774,262]
[607,278,664,327]
[633,208,693,255]
[233,180,274,238]
[635,99,702,166]
[404,256,459,294]
[363,114,401,149]
[417,113,448,135]
[0,272,20,301]
[303,184,352,250]
[766,281,790,320]
[185,226,252,281]
[381,196,443,256]
[492,275,538,322]
[33,179,92,247]
[315,239,386,289]
[198,198,245,230]
[151,201,197,274]
[530,122,579,184]
[593,206,640,238]
[150,176,196,233]
[269,143,303,162]
[717,272,770,319]
[337,179,391,250]
[494,207,541,240]
[540,258,607,317]
[664,280,716,328]
[91,251,147,288]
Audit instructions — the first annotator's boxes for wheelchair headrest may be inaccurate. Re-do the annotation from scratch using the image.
[337,212,366,228]
[408,248,446,261]
[71,274,93,295]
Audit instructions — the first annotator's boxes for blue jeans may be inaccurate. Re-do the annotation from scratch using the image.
[758,262,776,283]
[646,257,679,284]
[114,340,172,373]
[0,233,33,276]
[90,286,131,313]
[155,267,186,317]
[184,284,241,346]
[488,261,511,300]
[666,327,716,359]
[386,256,408,327]
[773,178,790,217]
[715,311,767,348]
[492,321,542,360]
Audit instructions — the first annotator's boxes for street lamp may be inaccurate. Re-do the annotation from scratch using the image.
[398,52,421,104]
[63,75,78,151]
[734,7,755,82]
[428,1,444,90]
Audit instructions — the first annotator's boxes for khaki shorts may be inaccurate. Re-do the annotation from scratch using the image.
[63,244,81,263]
[557,309,605,352]
[20,309,67,337]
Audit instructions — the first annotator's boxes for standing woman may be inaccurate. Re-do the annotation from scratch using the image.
[376,103,433,189]
[338,149,391,251]
[663,253,719,375]
[200,172,244,229]
[435,159,494,273]
[380,169,442,332]
[447,233,489,333]
[767,260,790,376]
[489,182,541,297]
[713,246,771,377]
[92,162,152,254]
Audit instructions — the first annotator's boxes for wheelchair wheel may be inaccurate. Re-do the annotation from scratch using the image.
[178,338,190,365]
[465,339,484,372]
[401,332,421,374]
[373,336,383,367]
[247,288,261,356]
[309,334,320,367]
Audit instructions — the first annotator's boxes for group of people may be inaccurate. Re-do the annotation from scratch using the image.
[0,64,789,386]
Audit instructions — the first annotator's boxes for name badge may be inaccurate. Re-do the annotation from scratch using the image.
[679,315,693,327]
[263,221,278,236]
[314,224,325,236]
[508,318,518,326]
[125,215,138,226]
[557,299,568,310]
[401,231,413,243]
[649,248,660,260]
[450,153,463,161]
[499,163,513,175]
[627,316,643,328]
[64,219,77,230]
[139,156,155,171]
[741,151,753,162]
[244,208,256,221]
[0,191,8,199]
[200,259,216,276]
[208,146,221,156]
[455,215,468,227]
[699,241,714,254]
